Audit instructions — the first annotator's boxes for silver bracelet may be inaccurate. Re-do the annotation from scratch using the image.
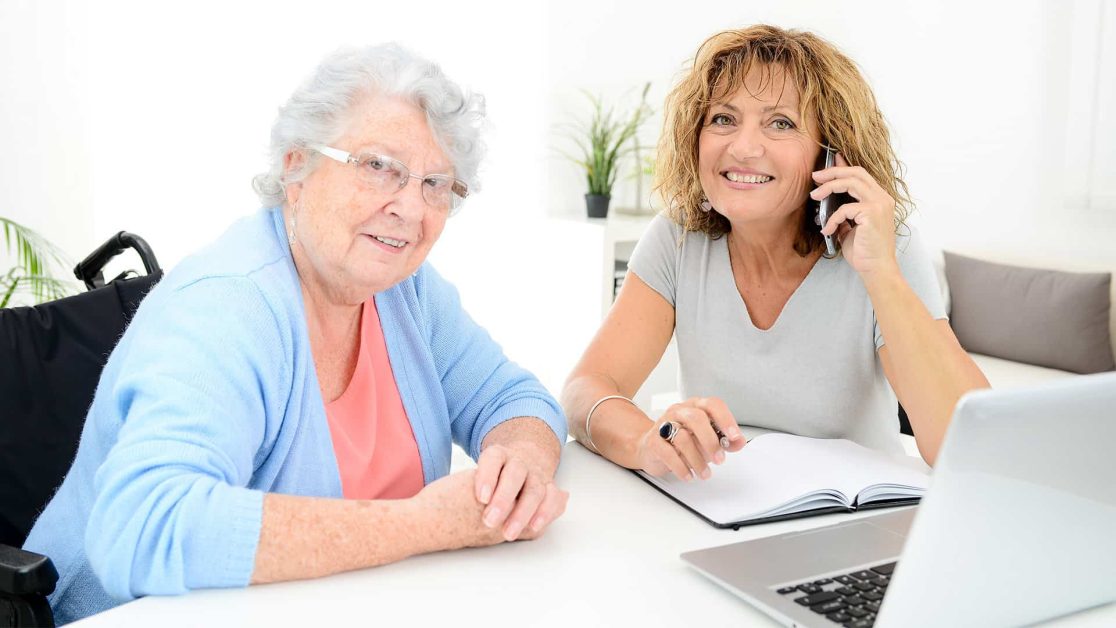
[584,395,634,454]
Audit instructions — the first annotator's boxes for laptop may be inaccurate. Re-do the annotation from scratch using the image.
[681,372,1116,627]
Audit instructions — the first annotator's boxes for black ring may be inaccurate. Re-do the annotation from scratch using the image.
[659,421,680,443]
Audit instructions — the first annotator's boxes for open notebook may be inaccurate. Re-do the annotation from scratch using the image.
[636,433,930,529]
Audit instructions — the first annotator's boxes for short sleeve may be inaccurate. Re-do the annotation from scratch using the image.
[626,213,683,307]
[874,223,949,350]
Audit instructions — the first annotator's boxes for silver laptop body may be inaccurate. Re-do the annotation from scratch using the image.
[681,373,1116,627]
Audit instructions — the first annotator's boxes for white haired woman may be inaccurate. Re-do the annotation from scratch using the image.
[23,44,568,624]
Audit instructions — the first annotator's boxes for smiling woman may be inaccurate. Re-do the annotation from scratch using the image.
[562,24,989,487]
[22,43,569,624]
[658,25,913,256]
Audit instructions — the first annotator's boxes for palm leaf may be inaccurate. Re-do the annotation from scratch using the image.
[0,271,18,309]
[1,217,75,305]
[0,274,71,307]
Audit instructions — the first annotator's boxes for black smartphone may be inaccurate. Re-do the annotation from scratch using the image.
[812,146,853,256]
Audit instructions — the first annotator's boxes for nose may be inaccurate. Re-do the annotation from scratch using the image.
[386,176,427,223]
[727,122,766,161]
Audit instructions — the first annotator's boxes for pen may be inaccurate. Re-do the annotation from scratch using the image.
[713,426,731,450]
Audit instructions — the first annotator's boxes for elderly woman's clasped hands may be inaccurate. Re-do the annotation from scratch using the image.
[421,420,569,546]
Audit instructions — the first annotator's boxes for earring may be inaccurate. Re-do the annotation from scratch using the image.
[699,198,713,213]
[287,211,297,247]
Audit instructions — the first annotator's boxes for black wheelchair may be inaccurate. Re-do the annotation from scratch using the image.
[0,232,161,627]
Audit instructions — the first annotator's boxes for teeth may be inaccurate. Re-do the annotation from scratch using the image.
[374,235,406,248]
[725,172,772,184]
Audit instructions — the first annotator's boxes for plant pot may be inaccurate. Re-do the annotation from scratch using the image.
[585,194,611,219]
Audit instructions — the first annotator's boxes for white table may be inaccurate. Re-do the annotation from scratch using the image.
[74,443,1115,627]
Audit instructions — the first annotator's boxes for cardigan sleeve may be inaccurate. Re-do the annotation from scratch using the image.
[85,276,284,600]
[415,264,567,460]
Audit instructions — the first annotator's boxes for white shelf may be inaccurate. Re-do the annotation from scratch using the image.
[547,211,656,318]
[541,210,678,415]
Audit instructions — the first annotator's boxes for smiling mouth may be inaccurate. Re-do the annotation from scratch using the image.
[723,172,774,184]
[370,235,409,249]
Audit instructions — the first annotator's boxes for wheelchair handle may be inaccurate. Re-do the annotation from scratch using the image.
[74,231,161,290]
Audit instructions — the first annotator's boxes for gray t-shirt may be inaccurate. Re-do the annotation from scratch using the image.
[627,214,947,454]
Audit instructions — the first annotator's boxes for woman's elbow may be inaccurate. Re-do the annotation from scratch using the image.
[85,482,193,600]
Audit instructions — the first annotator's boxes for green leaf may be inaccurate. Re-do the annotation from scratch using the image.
[558,83,656,197]
[0,276,18,308]
[0,216,76,306]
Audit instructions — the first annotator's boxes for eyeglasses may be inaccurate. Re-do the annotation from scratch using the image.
[312,145,469,215]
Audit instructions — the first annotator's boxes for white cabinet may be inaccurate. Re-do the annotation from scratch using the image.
[549,212,655,317]
[546,211,680,415]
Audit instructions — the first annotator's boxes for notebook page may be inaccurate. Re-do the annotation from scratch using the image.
[639,434,852,524]
[755,434,929,501]
[638,433,929,524]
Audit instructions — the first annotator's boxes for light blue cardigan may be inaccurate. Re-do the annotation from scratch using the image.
[23,207,567,624]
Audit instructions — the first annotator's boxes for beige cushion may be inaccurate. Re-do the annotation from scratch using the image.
[968,353,1079,390]
[944,252,1115,374]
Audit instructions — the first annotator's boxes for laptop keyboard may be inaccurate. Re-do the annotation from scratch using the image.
[774,561,896,627]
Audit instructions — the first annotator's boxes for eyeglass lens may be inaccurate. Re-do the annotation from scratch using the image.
[356,155,462,211]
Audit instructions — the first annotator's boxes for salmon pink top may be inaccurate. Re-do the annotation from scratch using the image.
[324,300,425,500]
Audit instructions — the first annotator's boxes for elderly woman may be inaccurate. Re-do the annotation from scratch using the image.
[562,25,989,481]
[24,44,568,624]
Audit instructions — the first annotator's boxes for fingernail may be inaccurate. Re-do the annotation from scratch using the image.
[479,484,492,504]
[715,450,726,464]
[505,522,523,541]
[530,516,546,532]
[700,468,712,480]
[684,473,693,482]
[483,506,502,528]
[730,427,743,439]
[809,189,821,199]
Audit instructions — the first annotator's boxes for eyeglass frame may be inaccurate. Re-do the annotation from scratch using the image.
[311,145,469,215]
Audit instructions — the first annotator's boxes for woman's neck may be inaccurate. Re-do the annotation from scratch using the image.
[290,242,363,343]
[726,211,818,283]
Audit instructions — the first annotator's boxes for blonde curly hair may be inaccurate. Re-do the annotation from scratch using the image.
[655,25,912,255]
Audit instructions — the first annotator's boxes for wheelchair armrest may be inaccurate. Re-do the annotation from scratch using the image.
[74,231,161,290]
[0,544,57,597]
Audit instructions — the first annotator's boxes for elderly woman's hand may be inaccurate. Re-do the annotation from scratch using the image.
[811,152,900,280]
[636,397,746,481]
[473,439,568,542]
[413,469,508,549]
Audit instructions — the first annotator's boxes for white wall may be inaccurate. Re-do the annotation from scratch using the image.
[0,0,551,264]
[3,0,1114,397]
[545,1,1116,260]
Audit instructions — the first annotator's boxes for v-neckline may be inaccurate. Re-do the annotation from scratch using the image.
[723,238,826,333]
[326,301,371,408]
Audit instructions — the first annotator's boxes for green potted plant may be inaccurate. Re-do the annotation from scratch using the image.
[2,217,74,307]
[564,83,653,218]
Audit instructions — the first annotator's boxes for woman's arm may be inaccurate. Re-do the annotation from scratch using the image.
[251,470,508,584]
[561,273,743,480]
[562,272,673,466]
[814,154,989,466]
[414,264,569,539]
[869,275,988,465]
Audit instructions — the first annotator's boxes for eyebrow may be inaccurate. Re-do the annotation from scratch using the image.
[356,143,452,174]
[355,142,403,157]
[711,103,800,115]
